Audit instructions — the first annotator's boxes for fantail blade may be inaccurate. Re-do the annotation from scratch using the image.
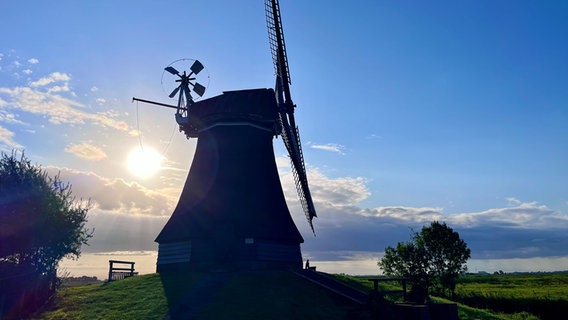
[193,82,206,96]
[190,60,204,75]
[169,86,180,98]
[165,66,179,75]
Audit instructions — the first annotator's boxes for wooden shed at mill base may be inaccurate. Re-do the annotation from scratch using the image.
[155,88,304,272]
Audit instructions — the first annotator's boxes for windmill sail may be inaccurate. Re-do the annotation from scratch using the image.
[265,0,317,232]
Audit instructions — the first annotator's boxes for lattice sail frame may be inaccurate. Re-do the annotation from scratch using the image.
[265,0,317,233]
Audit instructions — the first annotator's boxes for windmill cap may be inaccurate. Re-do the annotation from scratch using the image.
[179,88,279,137]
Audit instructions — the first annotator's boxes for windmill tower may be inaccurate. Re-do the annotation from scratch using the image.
[146,0,316,272]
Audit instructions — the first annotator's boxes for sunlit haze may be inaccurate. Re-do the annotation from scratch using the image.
[127,146,162,178]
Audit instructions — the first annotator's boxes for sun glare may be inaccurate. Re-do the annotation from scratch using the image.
[127,147,162,178]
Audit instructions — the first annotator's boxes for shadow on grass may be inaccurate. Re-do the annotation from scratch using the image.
[159,270,369,320]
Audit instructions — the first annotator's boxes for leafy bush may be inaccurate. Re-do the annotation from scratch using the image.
[0,151,92,318]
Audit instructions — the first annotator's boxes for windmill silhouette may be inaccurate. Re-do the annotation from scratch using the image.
[134,0,316,271]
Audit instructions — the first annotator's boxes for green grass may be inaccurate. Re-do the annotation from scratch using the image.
[456,273,568,299]
[453,273,568,320]
[33,271,363,320]
[32,271,560,319]
[330,274,543,320]
[430,296,539,320]
[32,274,168,319]
[198,270,362,319]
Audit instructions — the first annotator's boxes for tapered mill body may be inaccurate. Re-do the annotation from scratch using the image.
[155,88,304,272]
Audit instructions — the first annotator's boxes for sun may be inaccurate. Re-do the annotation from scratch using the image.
[127,147,163,178]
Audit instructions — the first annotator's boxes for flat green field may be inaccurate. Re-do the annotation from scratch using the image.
[453,272,568,320]
[332,274,543,320]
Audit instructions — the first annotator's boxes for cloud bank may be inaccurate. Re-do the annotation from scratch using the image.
[276,161,568,263]
[42,149,548,263]
[43,156,567,266]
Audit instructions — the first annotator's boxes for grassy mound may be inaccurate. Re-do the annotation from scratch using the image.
[33,271,362,320]
[33,274,168,319]
[32,271,544,319]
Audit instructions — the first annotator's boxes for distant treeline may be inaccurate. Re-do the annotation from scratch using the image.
[63,276,100,282]
[466,270,568,276]
[61,276,101,286]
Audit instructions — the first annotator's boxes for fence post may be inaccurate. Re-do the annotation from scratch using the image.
[129,262,135,277]
[108,261,114,282]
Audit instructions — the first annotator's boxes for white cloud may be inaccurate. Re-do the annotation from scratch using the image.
[45,166,178,217]
[311,143,346,155]
[278,161,370,207]
[0,125,23,150]
[29,72,70,87]
[448,201,566,229]
[0,110,25,125]
[505,197,522,207]
[93,251,157,257]
[22,69,32,75]
[90,86,99,92]
[360,206,444,223]
[65,142,107,161]
[96,98,106,105]
[48,83,71,93]
[310,172,370,206]
[27,58,39,64]
[0,86,128,131]
[366,134,382,140]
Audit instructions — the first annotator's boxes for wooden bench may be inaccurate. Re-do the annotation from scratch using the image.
[108,260,138,281]
[367,277,407,301]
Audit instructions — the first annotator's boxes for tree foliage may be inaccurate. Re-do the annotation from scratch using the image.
[0,151,93,317]
[378,221,471,302]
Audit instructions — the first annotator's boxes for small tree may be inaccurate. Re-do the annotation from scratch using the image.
[380,240,430,303]
[419,221,470,297]
[378,221,470,302]
[0,151,93,317]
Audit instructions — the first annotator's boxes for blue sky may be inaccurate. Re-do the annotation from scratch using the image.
[1,1,567,276]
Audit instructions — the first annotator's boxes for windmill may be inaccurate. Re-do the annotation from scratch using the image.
[133,0,316,271]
